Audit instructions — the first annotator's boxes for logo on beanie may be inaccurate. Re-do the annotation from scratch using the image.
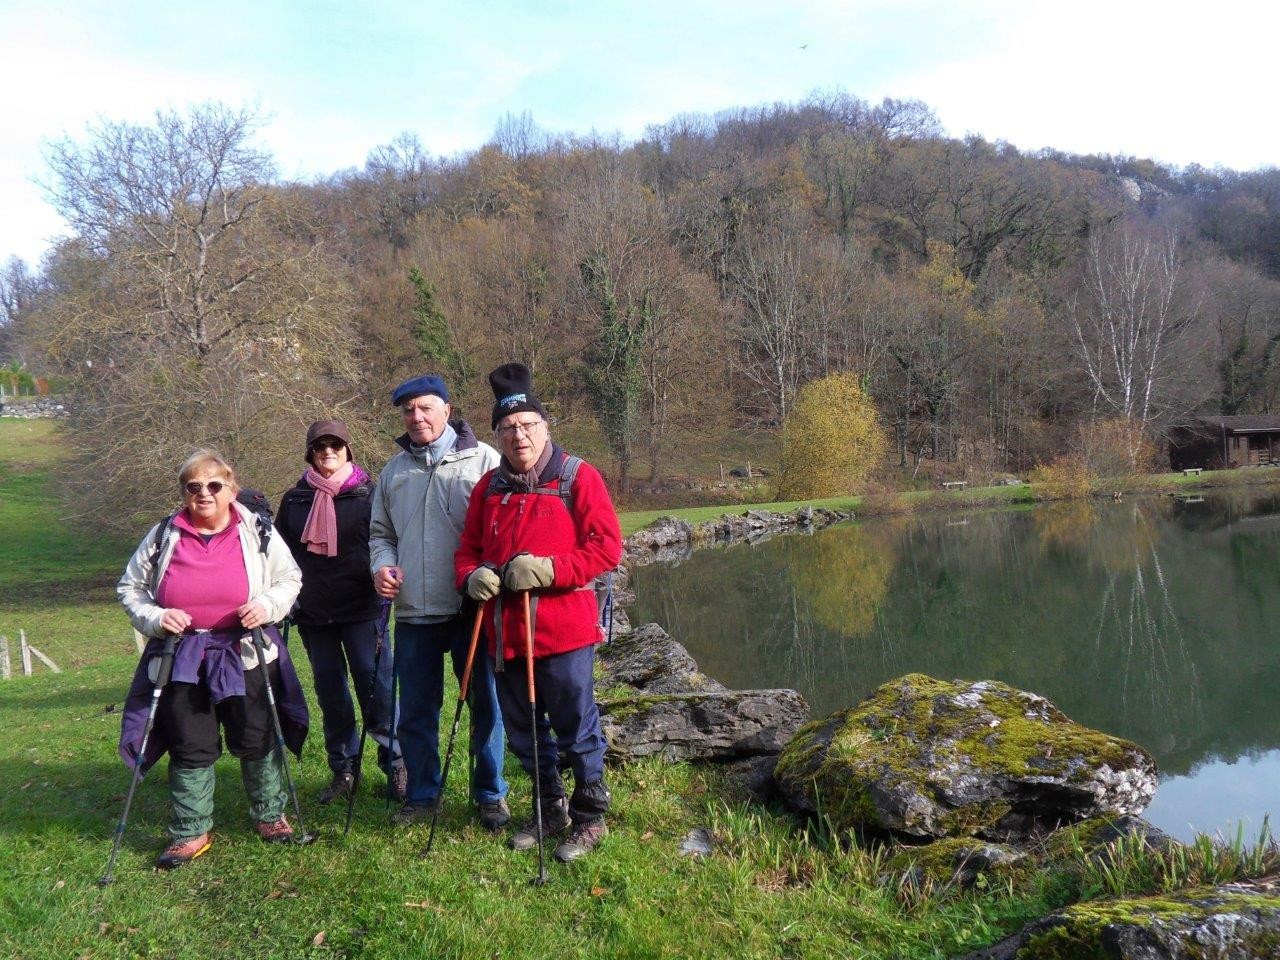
[499,393,527,409]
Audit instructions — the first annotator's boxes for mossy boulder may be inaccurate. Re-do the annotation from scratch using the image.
[954,886,1280,959]
[775,674,1157,842]
[884,837,1032,892]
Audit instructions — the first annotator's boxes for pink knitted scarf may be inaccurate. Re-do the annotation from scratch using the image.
[301,461,354,557]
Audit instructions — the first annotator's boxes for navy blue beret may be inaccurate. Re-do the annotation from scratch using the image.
[392,375,449,406]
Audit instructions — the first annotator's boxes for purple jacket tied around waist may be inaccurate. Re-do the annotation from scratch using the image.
[118,626,309,772]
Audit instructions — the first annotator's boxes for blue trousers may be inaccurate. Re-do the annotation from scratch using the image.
[495,644,609,823]
[298,619,397,775]
[394,616,508,805]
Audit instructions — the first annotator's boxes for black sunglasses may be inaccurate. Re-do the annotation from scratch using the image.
[310,439,346,453]
[183,480,225,496]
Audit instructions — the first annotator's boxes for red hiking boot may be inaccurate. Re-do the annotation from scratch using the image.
[255,816,295,844]
[155,833,212,870]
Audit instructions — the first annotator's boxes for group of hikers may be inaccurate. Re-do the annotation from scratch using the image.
[113,362,623,876]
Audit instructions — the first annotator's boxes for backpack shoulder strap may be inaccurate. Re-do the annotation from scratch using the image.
[148,514,175,568]
[557,455,583,512]
[255,510,272,555]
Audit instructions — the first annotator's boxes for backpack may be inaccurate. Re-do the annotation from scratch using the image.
[486,455,616,641]
[147,488,275,585]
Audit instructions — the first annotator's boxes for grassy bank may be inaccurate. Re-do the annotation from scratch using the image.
[1,419,1273,959]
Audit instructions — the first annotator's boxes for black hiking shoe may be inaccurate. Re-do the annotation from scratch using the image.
[476,798,511,832]
[317,770,354,805]
[554,819,608,862]
[508,796,569,850]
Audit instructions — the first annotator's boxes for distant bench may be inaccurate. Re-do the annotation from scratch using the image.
[1182,468,1203,477]
[941,480,968,491]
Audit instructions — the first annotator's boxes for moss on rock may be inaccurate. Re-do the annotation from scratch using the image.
[883,837,1034,891]
[775,674,1157,841]
[1010,889,1280,959]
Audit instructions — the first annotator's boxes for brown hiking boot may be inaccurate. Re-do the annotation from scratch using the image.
[255,816,295,844]
[554,819,608,863]
[508,796,570,851]
[155,833,212,870]
[387,761,408,802]
[317,770,354,805]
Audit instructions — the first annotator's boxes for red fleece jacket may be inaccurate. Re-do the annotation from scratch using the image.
[455,456,622,661]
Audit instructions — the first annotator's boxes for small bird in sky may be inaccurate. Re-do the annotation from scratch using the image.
[800,44,809,50]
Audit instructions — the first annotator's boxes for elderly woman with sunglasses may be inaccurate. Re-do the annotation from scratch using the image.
[117,449,307,870]
[275,420,404,806]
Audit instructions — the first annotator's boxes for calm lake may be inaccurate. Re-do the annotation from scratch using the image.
[630,492,1280,843]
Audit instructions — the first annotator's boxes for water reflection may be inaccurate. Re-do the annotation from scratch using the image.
[630,492,1280,842]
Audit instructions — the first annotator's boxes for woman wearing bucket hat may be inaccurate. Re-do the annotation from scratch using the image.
[275,420,405,805]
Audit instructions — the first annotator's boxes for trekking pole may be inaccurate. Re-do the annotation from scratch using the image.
[99,632,178,887]
[250,628,317,845]
[523,590,548,885]
[421,602,486,855]
[384,569,401,813]
[345,598,393,835]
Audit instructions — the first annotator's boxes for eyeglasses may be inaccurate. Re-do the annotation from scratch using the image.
[310,439,345,453]
[496,419,544,438]
[183,480,225,496]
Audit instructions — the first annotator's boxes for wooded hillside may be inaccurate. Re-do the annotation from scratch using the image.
[4,93,1279,515]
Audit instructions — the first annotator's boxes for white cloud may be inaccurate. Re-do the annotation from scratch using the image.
[888,1,1280,169]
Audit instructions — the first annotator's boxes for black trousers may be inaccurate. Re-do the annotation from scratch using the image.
[158,659,278,766]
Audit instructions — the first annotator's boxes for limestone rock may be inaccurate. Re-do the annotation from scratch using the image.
[954,885,1280,959]
[775,674,1158,842]
[625,516,695,563]
[598,623,724,694]
[600,688,809,762]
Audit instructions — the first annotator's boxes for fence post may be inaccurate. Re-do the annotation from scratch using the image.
[20,629,32,676]
[0,635,9,679]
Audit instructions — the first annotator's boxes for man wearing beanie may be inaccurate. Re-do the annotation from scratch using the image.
[368,374,510,831]
[455,362,623,862]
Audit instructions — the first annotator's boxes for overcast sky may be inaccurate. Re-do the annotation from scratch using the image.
[2,0,1276,266]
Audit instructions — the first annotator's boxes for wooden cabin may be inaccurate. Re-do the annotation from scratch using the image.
[1169,416,1280,470]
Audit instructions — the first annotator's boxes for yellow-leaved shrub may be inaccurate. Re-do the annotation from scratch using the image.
[775,373,887,500]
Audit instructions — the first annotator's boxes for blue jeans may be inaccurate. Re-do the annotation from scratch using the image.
[394,616,508,806]
[298,619,397,774]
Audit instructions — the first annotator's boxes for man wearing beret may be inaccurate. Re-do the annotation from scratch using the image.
[369,375,510,831]
[455,362,623,862]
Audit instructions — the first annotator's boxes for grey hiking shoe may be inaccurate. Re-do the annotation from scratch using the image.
[477,798,511,832]
[392,801,433,827]
[554,819,608,862]
[317,770,354,805]
[508,796,569,850]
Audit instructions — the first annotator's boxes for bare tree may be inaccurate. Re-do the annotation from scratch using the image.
[35,103,357,523]
[1069,221,1199,444]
